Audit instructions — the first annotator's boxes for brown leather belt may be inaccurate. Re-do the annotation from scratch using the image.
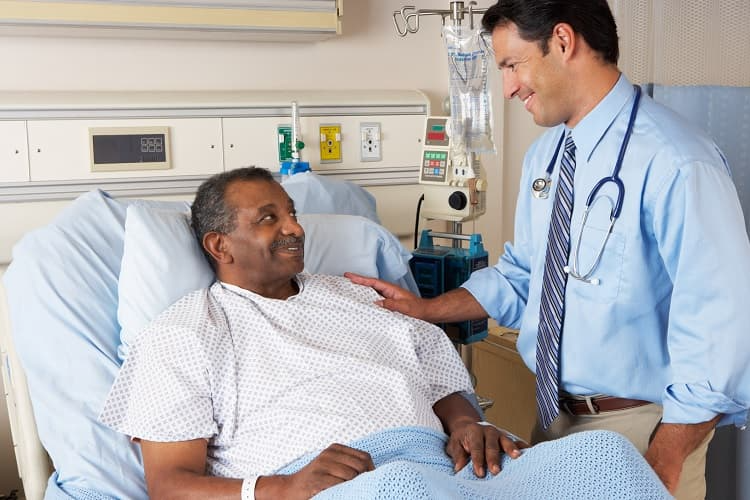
[561,395,651,415]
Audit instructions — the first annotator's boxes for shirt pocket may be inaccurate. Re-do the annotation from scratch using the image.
[566,224,625,303]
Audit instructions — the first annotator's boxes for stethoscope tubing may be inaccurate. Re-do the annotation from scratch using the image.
[534,84,642,284]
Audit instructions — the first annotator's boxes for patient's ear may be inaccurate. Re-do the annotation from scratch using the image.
[203,232,233,265]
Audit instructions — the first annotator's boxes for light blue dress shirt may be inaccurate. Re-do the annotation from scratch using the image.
[463,75,750,427]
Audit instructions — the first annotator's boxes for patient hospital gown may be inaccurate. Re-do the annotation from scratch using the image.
[100,274,473,482]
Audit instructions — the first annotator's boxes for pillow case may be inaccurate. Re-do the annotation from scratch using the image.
[3,191,186,499]
[281,171,381,224]
[116,208,417,356]
[117,204,213,360]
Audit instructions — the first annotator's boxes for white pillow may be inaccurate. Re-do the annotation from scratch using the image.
[117,208,416,358]
[117,203,213,360]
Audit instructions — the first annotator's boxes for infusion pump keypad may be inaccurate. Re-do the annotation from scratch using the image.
[421,150,448,183]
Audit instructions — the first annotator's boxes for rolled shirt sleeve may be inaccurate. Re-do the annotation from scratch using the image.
[652,158,750,427]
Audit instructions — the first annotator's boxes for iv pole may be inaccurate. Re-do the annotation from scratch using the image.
[393,1,494,411]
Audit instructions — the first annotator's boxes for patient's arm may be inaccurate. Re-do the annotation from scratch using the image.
[141,438,374,500]
[141,439,242,499]
[433,392,528,478]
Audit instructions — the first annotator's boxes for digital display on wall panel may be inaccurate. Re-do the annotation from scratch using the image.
[93,134,166,164]
[89,126,171,172]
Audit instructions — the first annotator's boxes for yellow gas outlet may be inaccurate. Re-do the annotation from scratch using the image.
[319,123,342,163]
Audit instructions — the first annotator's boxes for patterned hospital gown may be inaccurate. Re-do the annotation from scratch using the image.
[100,273,473,481]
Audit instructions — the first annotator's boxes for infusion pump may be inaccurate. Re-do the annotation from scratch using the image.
[418,116,487,222]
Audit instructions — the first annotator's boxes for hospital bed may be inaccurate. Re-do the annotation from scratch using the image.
[0,189,672,500]
[0,189,423,499]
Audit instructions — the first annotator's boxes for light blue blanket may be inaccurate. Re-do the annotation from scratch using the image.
[277,426,672,500]
[44,426,671,499]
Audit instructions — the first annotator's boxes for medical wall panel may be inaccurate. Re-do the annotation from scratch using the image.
[223,114,424,173]
[27,118,224,182]
[0,90,429,255]
[0,121,29,183]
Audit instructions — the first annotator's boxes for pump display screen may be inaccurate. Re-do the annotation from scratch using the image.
[421,150,448,182]
[424,118,450,147]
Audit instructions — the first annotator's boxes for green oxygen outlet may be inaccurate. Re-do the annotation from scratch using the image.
[277,125,293,162]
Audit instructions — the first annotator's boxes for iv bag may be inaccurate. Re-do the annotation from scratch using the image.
[443,24,495,156]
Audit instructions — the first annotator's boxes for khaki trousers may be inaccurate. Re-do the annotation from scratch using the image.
[531,404,714,500]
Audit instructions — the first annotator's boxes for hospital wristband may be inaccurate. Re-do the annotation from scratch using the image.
[241,476,258,500]
[477,421,525,444]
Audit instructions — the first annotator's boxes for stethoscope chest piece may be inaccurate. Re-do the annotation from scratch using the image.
[532,176,551,199]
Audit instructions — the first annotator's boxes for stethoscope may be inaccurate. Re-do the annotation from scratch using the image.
[532,85,642,285]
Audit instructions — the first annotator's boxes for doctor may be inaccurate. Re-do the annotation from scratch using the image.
[348,1,750,499]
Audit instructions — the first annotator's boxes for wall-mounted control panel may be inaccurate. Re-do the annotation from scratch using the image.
[89,126,171,172]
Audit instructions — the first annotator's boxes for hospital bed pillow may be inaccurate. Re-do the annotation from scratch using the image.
[117,204,213,360]
[117,206,417,356]
[281,171,381,224]
[3,190,188,500]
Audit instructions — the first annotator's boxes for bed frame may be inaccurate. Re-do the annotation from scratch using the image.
[0,266,53,500]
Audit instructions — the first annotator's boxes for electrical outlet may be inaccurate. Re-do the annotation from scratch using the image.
[360,122,382,162]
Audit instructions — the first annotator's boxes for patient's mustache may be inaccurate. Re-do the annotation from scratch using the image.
[270,236,305,251]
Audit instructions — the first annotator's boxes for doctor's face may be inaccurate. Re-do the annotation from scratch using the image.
[492,23,572,127]
[221,179,305,295]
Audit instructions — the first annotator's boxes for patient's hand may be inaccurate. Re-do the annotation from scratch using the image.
[446,421,529,478]
[256,443,374,500]
[344,272,428,320]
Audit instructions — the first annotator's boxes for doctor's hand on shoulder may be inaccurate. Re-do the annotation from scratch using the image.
[345,272,430,320]
[345,272,488,325]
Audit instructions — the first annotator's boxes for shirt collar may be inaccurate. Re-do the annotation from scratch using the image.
[220,274,305,300]
[570,74,635,163]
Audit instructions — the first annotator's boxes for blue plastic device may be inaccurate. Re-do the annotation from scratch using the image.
[280,160,311,177]
[410,229,489,344]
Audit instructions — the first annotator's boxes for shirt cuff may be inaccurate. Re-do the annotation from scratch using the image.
[241,476,259,500]
[662,382,748,428]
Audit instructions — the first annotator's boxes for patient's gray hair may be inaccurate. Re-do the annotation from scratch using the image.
[191,167,276,267]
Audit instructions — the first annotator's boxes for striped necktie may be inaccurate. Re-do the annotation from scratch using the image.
[536,132,576,429]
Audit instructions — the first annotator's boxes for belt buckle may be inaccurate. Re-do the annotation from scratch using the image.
[582,396,600,415]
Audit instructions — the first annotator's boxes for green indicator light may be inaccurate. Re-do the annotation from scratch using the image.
[431,125,445,132]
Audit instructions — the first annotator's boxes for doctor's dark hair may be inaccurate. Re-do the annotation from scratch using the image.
[482,0,619,65]
[191,166,276,267]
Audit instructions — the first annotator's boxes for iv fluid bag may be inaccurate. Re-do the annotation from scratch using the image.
[443,25,495,156]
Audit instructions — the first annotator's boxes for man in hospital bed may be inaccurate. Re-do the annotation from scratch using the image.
[99,167,524,499]
[100,167,669,500]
